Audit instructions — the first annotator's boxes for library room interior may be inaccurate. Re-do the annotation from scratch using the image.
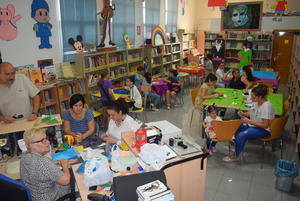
[1,0,300,201]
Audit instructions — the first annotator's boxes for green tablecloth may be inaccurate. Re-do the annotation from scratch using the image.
[202,88,283,115]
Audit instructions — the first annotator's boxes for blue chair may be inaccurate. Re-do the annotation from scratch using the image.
[0,169,79,201]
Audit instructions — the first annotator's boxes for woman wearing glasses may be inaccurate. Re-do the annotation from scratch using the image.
[20,128,71,201]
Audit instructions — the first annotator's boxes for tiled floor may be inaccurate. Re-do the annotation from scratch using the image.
[143,85,300,201]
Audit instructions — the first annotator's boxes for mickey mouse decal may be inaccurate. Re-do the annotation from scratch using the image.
[68,35,84,54]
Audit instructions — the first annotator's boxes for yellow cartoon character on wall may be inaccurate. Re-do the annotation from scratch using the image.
[272,0,288,22]
[123,33,134,49]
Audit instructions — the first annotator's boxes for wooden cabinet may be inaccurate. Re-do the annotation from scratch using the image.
[289,34,300,156]
[39,86,60,115]
[178,33,196,65]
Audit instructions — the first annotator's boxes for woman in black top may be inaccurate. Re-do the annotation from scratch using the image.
[229,69,246,89]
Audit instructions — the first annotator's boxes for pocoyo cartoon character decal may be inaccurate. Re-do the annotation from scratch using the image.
[31,0,52,49]
[0,4,21,41]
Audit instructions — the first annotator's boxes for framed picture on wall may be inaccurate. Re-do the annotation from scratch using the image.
[221,1,263,31]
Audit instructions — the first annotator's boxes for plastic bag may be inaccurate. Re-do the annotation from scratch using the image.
[111,144,123,172]
[275,159,298,178]
[84,157,113,187]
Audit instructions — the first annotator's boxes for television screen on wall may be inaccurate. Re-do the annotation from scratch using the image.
[221,1,263,31]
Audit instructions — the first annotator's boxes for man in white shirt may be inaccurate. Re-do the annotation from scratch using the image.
[0,62,40,155]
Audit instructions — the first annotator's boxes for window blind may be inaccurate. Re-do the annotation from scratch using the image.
[112,0,135,49]
[165,0,178,33]
[60,0,97,62]
[144,0,160,39]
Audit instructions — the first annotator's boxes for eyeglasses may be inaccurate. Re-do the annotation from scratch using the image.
[31,137,49,144]
[12,114,24,119]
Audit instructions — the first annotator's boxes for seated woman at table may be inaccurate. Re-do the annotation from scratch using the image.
[164,70,183,110]
[100,99,141,145]
[141,72,160,111]
[20,128,71,201]
[242,65,256,83]
[62,94,95,145]
[223,84,275,162]
[123,77,143,111]
[195,73,222,115]
[229,68,252,90]
[215,62,231,88]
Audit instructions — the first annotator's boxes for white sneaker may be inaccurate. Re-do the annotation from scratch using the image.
[150,103,154,108]
[167,105,171,110]
[152,107,159,112]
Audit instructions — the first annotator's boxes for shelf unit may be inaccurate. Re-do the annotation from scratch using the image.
[144,43,182,77]
[204,31,273,69]
[37,78,89,116]
[178,33,196,64]
[74,47,144,108]
[289,34,300,156]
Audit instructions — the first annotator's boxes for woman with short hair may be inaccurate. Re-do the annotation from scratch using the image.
[20,128,71,201]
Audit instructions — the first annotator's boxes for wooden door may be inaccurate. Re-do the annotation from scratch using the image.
[271,31,295,83]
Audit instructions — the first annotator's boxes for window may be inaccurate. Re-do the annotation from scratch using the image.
[144,0,160,39]
[60,0,97,62]
[112,0,135,49]
[165,0,178,33]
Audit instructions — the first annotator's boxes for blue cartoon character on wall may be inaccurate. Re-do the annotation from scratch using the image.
[31,0,52,49]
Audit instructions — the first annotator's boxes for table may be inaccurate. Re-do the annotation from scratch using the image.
[71,120,208,201]
[91,90,129,100]
[177,66,205,77]
[151,79,168,96]
[0,114,62,135]
[202,88,283,115]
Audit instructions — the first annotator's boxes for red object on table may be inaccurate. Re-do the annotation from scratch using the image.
[177,67,205,77]
[131,128,147,152]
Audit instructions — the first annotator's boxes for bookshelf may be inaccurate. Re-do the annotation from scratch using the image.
[145,43,182,77]
[178,33,196,64]
[289,34,300,157]
[204,31,273,69]
[38,86,60,115]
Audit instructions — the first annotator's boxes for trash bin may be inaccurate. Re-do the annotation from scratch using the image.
[274,159,299,192]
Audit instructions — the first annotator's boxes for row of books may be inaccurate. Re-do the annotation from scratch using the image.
[128,52,142,60]
[252,44,271,51]
[110,66,127,78]
[162,57,172,63]
[109,53,124,63]
[205,33,219,40]
[226,32,247,40]
[16,64,57,86]
[253,52,271,60]
[85,55,106,68]
[173,54,180,60]
[151,58,160,65]
[226,41,244,49]
[172,45,180,52]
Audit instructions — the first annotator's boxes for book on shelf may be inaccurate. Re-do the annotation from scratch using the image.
[77,79,86,93]
[44,90,52,104]
[88,73,99,87]
[29,66,43,86]
[44,65,57,82]
[110,54,123,63]
[61,62,76,78]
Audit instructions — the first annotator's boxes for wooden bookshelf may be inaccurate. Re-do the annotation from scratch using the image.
[38,86,60,115]
[289,34,300,157]
[145,43,182,77]
[203,31,273,70]
[178,33,196,65]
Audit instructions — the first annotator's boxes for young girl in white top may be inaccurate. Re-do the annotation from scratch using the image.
[203,105,222,154]
[124,77,143,110]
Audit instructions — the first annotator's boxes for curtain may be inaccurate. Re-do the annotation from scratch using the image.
[60,0,97,62]
[165,0,178,33]
[144,0,160,39]
[112,0,135,49]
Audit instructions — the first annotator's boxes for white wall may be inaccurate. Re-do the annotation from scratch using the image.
[0,0,62,67]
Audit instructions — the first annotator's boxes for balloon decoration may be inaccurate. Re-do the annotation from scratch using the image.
[0,4,21,41]
[31,0,52,49]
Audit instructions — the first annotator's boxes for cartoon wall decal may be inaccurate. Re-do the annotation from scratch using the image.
[97,0,115,48]
[208,0,227,7]
[237,42,252,69]
[272,0,288,22]
[31,0,52,49]
[123,33,134,49]
[0,4,21,41]
[68,35,84,54]
[211,36,225,62]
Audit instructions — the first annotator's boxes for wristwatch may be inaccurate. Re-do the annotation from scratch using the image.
[32,112,38,115]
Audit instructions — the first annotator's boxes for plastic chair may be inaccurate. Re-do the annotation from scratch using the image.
[189,88,200,127]
[211,119,241,155]
[0,170,79,201]
[259,115,289,167]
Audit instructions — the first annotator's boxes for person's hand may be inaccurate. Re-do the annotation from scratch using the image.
[103,136,117,144]
[213,93,220,98]
[0,115,15,123]
[75,133,83,143]
[27,113,38,121]
[241,117,251,124]
[238,111,245,117]
[59,159,69,168]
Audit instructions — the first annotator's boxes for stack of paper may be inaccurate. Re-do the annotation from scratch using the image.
[136,180,174,201]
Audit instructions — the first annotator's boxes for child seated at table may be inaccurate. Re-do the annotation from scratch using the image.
[134,67,144,89]
[164,70,182,110]
[203,105,222,154]
[141,72,160,112]
[123,77,143,111]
